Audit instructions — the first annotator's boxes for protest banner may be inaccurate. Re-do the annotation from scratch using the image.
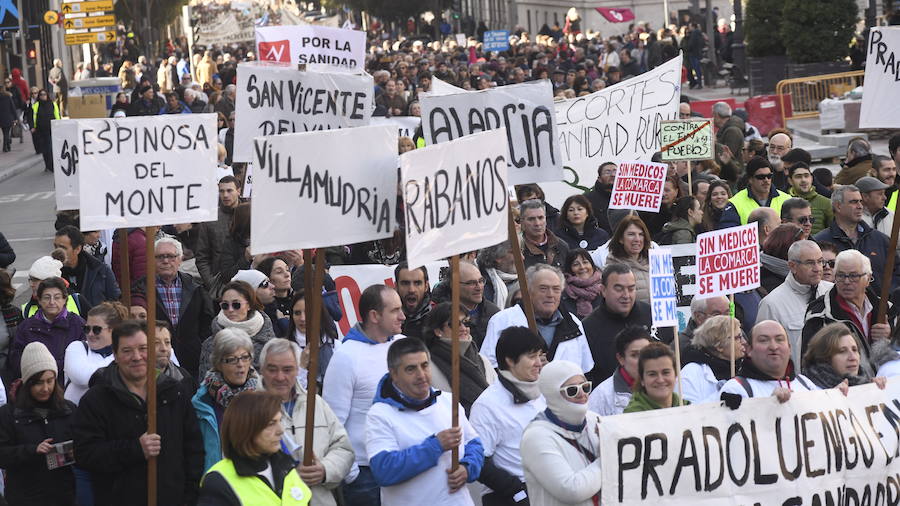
[455,33,467,47]
[609,160,668,212]
[421,80,562,185]
[695,224,760,299]
[860,27,900,129]
[75,114,219,231]
[660,119,714,161]
[649,249,677,327]
[601,380,900,505]
[255,25,366,70]
[233,62,373,162]
[242,162,253,198]
[51,119,80,211]
[370,116,422,138]
[401,129,509,268]
[483,30,510,52]
[544,54,682,205]
[249,124,397,253]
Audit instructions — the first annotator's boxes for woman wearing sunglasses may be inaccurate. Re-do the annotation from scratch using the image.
[424,302,496,416]
[520,360,602,506]
[64,301,128,405]
[193,327,260,472]
[624,343,687,412]
[198,280,276,380]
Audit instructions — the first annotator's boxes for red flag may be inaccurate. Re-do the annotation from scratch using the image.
[595,7,635,23]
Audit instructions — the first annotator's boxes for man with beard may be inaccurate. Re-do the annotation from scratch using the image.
[766,132,793,191]
[395,262,432,340]
[585,162,616,234]
[873,154,898,212]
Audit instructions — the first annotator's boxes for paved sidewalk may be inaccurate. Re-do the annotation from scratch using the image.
[0,128,43,184]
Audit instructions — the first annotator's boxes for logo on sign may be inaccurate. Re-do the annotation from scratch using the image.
[611,10,623,21]
[258,40,290,63]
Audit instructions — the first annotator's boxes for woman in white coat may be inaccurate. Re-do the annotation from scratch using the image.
[521,360,602,506]
[680,315,745,404]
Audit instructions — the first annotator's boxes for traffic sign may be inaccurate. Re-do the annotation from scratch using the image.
[44,10,60,24]
[64,29,115,45]
[61,0,114,14]
[63,14,115,29]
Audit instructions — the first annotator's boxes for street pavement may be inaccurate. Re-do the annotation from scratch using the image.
[0,131,56,308]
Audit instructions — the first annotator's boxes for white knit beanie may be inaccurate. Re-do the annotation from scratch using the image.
[28,256,63,280]
[20,342,58,383]
[231,269,268,289]
[538,360,589,426]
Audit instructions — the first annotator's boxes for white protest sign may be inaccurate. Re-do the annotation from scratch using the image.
[242,162,252,198]
[660,118,714,161]
[695,223,760,299]
[455,33,467,47]
[419,77,465,100]
[76,114,219,231]
[402,129,509,269]
[255,25,365,70]
[544,54,682,205]
[649,248,677,327]
[601,380,900,505]
[250,125,397,253]
[860,27,900,128]
[331,262,445,336]
[609,161,667,212]
[421,80,562,185]
[233,62,373,162]
[51,119,80,211]
[370,116,421,138]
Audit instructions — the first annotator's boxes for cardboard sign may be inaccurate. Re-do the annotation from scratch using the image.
[370,116,421,139]
[649,248,677,327]
[255,25,366,70]
[544,55,682,206]
[401,129,509,269]
[860,27,900,128]
[601,380,900,505]
[660,119,714,161]
[483,30,510,52]
[609,161,668,212]
[233,62,373,162]
[695,223,760,299]
[76,114,219,231]
[249,125,398,253]
[421,80,562,185]
[51,119,80,211]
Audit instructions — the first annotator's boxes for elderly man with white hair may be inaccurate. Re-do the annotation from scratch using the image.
[259,338,354,504]
[679,295,730,346]
[802,249,893,373]
[757,240,833,370]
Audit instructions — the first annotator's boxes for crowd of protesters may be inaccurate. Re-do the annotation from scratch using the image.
[1,12,900,506]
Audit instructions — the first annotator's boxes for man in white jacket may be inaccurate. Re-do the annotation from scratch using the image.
[260,338,354,506]
[323,284,405,506]
[481,264,594,374]
[757,240,833,371]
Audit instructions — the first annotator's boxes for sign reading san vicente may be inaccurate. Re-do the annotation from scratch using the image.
[250,125,397,254]
[695,223,760,299]
[233,62,373,162]
[602,381,900,505]
[420,80,562,185]
[255,25,366,70]
[401,129,509,268]
[75,114,219,231]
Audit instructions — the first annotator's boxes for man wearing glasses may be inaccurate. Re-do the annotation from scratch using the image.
[458,261,499,348]
[718,157,791,229]
[758,240,833,370]
[802,249,892,371]
[813,184,900,295]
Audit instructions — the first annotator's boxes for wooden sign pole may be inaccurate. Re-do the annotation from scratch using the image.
[507,204,537,332]
[302,249,326,466]
[673,329,684,406]
[450,255,461,470]
[729,293,736,378]
[144,226,158,506]
[877,209,900,324]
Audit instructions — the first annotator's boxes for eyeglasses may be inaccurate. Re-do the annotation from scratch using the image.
[835,272,868,283]
[795,216,815,225]
[155,254,178,261]
[259,279,270,289]
[83,325,106,335]
[460,278,486,287]
[220,301,243,310]
[753,173,774,180]
[221,354,252,365]
[824,260,836,269]
[40,294,65,303]
[445,319,472,328]
[798,258,825,267]
[559,381,592,398]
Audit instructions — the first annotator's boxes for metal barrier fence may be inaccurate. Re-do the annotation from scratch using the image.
[775,70,865,126]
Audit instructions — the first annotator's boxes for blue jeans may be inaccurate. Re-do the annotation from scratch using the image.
[74,466,95,506]
[688,55,703,87]
[341,466,380,506]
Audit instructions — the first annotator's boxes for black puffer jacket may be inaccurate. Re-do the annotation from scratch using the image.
[0,398,77,505]
[72,364,204,506]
